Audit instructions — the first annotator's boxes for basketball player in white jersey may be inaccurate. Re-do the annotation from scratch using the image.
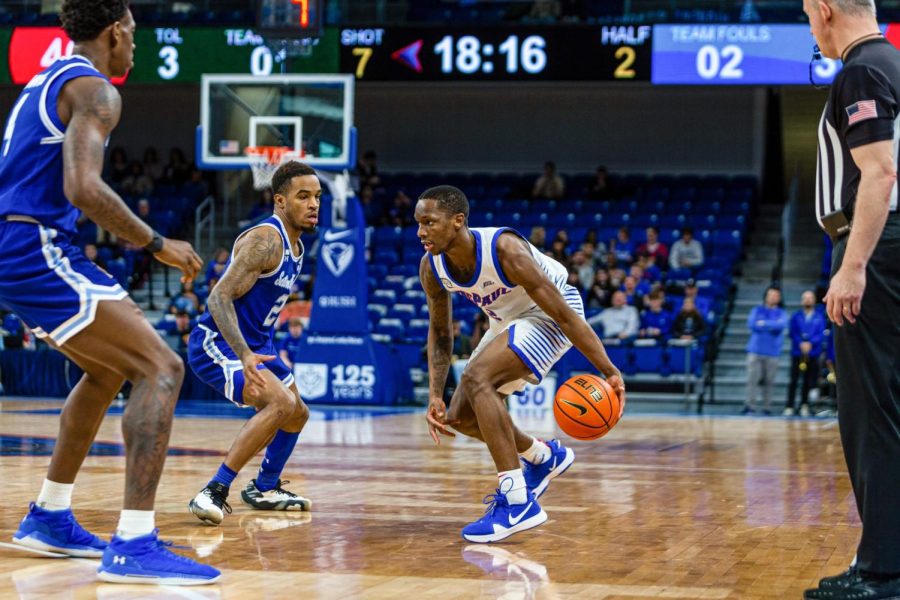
[417,185,626,542]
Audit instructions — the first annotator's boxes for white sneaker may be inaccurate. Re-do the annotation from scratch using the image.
[188,483,232,526]
[241,479,311,511]
[782,407,795,416]
[799,405,811,417]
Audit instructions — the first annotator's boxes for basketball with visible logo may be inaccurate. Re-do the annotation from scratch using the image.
[553,374,621,440]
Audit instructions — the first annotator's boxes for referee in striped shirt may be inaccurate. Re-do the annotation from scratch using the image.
[804,1,900,599]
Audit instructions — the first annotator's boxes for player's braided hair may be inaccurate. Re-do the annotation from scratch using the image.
[60,0,129,42]
[271,161,317,196]
[419,185,469,220]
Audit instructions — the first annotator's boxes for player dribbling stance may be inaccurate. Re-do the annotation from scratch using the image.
[417,186,626,543]
[186,162,318,525]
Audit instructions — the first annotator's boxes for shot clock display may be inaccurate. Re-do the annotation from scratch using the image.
[339,26,653,81]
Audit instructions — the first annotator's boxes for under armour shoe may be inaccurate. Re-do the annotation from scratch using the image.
[522,439,575,499]
[188,482,232,526]
[12,503,107,557]
[461,490,547,544]
[97,530,220,585]
[241,479,311,511]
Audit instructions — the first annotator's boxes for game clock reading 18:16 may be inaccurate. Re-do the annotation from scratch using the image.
[340,26,651,81]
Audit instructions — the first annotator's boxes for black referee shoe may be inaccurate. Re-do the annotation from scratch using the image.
[804,570,900,599]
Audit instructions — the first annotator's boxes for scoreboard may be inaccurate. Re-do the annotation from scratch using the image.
[0,26,338,84]
[2,23,900,85]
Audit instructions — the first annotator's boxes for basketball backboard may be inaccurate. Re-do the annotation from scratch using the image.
[198,74,355,171]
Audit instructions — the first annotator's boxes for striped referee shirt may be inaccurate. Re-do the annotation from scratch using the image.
[816,37,900,229]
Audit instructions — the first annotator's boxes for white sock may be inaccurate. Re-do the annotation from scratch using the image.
[36,479,73,511]
[518,438,551,465]
[116,510,155,540]
[498,468,528,505]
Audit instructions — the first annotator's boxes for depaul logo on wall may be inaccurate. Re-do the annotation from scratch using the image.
[296,363,329,400]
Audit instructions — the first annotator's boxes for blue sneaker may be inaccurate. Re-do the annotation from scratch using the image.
[461,490,548,544]
[97,530,220,585]
[12,503,107,557]
[522,439,575,499]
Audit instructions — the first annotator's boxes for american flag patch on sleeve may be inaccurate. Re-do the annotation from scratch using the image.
[846,100,878,125]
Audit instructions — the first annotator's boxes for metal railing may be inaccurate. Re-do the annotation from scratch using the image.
[772,170,800,285]
[194,195,216,258]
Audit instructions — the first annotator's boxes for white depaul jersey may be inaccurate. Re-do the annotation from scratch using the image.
[428,227,578,325]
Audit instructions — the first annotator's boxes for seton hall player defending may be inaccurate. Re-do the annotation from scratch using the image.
[417,186,626,542]
[0,0,217,585]
[186,161,317,525]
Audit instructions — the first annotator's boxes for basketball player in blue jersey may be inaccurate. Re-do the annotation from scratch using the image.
[0,0,218,585]
[417,186,626,543]
[186,161,318,525]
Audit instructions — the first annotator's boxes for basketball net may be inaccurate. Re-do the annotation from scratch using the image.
[315,169,353,229]
[245,146,303,191]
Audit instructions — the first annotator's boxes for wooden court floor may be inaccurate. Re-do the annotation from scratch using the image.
[0,398,859,599]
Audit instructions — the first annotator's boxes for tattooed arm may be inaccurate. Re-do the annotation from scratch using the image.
[207,226,282,394]
[59,77,201,280]
[419,254,456,444]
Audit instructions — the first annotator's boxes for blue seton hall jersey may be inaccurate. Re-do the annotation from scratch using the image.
[0,56,109,236]
[197,215,304,350]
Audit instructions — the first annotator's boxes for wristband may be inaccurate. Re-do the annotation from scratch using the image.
[143,231,164,254]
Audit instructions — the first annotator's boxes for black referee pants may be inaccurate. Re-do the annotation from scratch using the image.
[832,215,900,574]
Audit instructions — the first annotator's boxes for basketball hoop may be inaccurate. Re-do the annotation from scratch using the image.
[245,146,303,190]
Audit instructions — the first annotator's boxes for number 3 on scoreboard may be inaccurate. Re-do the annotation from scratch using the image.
[352,47,373,78]
[614,46,636,79]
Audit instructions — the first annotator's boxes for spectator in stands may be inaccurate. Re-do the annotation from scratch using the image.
[142,146,164,181]
[744,286,787,416]
[672,296,706,340]
[669,227,705,271]
[571,250,594,291]
[122,161,154,197]
[528,226,546,250]
[241,189,275,228]
[588,268,613,309]
[107,146,128,183]
[587,165,611,200]
[639,290,672,341]
[681,279,712,320]
[583,231,608,262]
[637,227,669,270]
[278,317,304,369]
[532,160,565,199]
[549,238,569,267]
[388,190,413,226]
[621,275,648,310]
[785,290,826,417]
[566,270,584,297]
[588,290,639,342]
[636,254,662,282]
[184,165,210,200]
[169,281,201,316]
[172,310,194,351]
[164,147,190,185]
[527,0,561,21]
[136,198,157,228]
[2,312,26,350]
[470,312,489,349]
[452,319,473,360]
[82,243,107,271]
[205,247,229,289]
[358,184,380,225]
[356,149,380,188]
[627,265,652,295]
[611,226,635,266]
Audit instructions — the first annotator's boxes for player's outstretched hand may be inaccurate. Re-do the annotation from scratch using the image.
[426,397,459,445]
[152,238,203,283]
[241,352,276,398]
[607,373,626,419]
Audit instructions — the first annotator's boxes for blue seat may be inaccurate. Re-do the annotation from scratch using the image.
[633,343,665,375]
[375,318,404,341]
[667,343,703,377]
[388,303,416,320]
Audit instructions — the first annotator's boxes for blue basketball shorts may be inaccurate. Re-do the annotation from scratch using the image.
[187,324,295,406]
[0,222,128,346]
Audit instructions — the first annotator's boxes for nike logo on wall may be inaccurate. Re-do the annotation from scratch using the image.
[509,502,533,526]
[561,399,587,416]
[323,230,354,242]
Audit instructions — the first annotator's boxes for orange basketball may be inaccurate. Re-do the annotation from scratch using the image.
[554,374,621,440]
